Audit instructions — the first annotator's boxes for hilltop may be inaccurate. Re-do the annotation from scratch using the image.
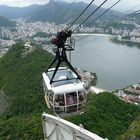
[0,44,140,140]
[0,16,16,27]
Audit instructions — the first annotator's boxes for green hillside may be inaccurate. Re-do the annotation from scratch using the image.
[33,32,51,38]
[66,93,140,140]
[117,118,140,140]
[0,44,53,115]
[0,44,140,140]
[0,16,16,27]
[0,44,53,139]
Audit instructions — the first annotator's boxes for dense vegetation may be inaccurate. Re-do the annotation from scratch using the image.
[117,117,140,140]
[0,44,140,140]
[66,93,140,140]
[0,16,16,27]
[0,114,45,140]
[0,44,53,139]
[33,32,52,38]
[0,44,53,115]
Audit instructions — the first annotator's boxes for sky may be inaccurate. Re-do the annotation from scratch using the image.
[0,0,140,12]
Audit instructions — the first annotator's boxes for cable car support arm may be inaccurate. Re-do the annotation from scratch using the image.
[47,30,81,84]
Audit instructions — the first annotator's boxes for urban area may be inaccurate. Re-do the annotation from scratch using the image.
[1,20,140,103]
[1,18,140,57]
[114,83,140,105]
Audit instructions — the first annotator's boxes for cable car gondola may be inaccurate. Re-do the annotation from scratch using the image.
[42,67,86,115]
[42,29,86,115]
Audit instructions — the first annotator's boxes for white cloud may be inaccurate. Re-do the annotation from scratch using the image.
[0,0,49,7]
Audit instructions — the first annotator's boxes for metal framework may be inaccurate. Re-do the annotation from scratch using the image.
[47,30,81,84]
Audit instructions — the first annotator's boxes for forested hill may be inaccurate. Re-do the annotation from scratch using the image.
[0,44,140,140]
[0,16,16,27]
[0,44,53,116]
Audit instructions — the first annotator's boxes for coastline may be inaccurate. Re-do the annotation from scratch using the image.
[75,33,111,37]
[110,36,140,48]
[90,86,106,94]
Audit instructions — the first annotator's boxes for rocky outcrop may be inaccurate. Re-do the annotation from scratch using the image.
[0,89,10,114]
[128,136,140,140]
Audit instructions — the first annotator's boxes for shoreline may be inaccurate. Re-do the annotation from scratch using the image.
[75,33,111,37]
[90,86,106,94]
[110,36,140,48]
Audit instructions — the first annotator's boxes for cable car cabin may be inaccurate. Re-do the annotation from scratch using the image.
[42,67,86,116]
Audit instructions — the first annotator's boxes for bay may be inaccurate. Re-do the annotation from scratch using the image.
[71,34,140,91]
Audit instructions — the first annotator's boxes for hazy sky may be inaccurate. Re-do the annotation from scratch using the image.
[0,0,140,12]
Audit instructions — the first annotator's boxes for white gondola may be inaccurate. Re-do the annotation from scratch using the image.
[42,67,86,115]
[42,30,87,115]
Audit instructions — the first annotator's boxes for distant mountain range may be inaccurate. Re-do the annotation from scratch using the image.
[0,16,16,27]
[0,0,120,26]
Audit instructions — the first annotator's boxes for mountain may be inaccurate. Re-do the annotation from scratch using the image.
[0,16,16,27]
[0,0,120,26]
[0,5,39,19]
[0,44,140,139]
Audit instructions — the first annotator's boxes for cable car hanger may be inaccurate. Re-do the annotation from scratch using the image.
[47,29,81,84]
